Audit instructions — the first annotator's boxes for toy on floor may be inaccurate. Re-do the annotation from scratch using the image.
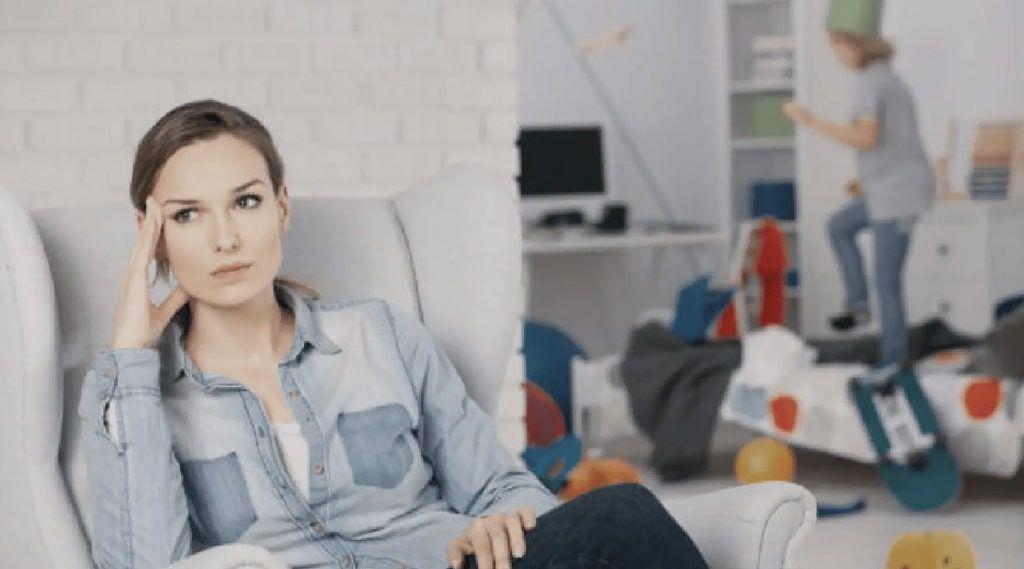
[886,530,976,569]
[717,217,790,337]
[849,368,961,511]
[559,456,642,501]
[521,322,589,493]
[815,497,867,518]
[522,380,584,493]
[524,381,567,446]
[523,321,587,433]
[735,437,795,484]
[522,435,583,494]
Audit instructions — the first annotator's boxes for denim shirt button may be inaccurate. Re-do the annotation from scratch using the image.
[309,521,324,534]
[287,389,300,399]
[102,368,115,379]
[313,464,325,475]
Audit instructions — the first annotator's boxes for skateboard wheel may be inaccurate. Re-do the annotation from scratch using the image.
[907,452,929,472]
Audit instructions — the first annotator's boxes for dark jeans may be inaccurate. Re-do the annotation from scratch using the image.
[463,483,708,569]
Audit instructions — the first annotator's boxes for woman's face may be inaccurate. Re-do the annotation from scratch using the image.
[144,134,289,308]
[829,34,860,69]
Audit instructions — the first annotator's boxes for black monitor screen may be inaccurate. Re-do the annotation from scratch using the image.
[517,126,605,197]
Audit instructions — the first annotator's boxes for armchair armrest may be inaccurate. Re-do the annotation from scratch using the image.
[165,544,289,569]
[661,482,816,569]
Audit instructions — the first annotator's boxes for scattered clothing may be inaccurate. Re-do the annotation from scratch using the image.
[620,319,980,481]
[621,324,738,480]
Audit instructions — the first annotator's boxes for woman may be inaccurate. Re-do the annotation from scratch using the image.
[784,0,933,369]
[78,99,708,569]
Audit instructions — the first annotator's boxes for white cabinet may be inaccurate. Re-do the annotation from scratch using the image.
[905,201,1024,335]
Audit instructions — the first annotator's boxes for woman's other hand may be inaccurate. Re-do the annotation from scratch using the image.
[447,506,537,569]
[783,101,814,126]
[109,196,190,350]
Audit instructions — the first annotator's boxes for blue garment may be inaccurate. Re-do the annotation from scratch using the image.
[78,285,557,569]
[828,199,914,367]
[464,484,707,569]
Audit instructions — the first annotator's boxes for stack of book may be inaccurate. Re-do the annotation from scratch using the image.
[969,122,1020,200]
[942,120,1022,201]
[751,35,794,83]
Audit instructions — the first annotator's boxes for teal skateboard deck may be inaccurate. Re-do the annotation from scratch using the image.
[849,368,960,511]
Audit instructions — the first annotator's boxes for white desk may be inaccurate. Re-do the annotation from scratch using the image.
[523,228,726,255]
[522,228,728,316]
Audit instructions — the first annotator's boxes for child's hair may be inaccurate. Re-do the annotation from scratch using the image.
[130,99,318,299]
[831,31,895,69]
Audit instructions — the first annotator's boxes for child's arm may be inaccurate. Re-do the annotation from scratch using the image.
[784,102,878,150]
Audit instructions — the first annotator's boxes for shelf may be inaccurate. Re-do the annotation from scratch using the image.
[730,79,794,94]
[732,137,794,151]
[727,0,789,6]
[523,228,727,255]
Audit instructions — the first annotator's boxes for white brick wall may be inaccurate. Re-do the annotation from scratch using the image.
[0,0,519,209]
[0,0,528,455]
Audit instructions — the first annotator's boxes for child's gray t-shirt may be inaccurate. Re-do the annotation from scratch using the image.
[851,61,935,221]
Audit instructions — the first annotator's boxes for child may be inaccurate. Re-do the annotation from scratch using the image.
[783,0,934,369]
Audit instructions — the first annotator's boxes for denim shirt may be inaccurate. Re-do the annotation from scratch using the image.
[78,285,557,569]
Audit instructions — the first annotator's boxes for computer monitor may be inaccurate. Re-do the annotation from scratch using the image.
[517,125,613,223]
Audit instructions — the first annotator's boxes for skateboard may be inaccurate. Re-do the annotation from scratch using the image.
[849,368,960,511]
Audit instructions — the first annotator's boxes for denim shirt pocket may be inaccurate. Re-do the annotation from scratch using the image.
[337,404,414,489]
[180,452,258,545]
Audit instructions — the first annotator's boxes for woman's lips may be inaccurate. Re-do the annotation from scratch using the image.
[212,263,251,281]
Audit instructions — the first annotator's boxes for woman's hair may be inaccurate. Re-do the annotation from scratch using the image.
[831,31,895,68]
[131,99,318,299]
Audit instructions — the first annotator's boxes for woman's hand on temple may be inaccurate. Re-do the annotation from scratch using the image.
[447,506,536,569]
[109,196,190,350]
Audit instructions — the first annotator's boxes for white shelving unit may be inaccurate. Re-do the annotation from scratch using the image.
[715,0,802,330]
[731,137,795,151]
[729,79,795,95]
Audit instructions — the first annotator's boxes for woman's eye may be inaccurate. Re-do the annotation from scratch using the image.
[237,194,262,209]
[172,208,198,224]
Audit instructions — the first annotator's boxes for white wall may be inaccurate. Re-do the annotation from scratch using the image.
[0,0,519,210]
[795,0,1024,336]
[519,0,722,355]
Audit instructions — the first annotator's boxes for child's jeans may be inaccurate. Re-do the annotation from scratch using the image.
[462,483,707,569]
[827,199,915,367]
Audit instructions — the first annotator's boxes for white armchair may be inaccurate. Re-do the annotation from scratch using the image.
[0,164,815,569]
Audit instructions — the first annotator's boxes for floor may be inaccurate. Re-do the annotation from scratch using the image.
[604,422,1024,568]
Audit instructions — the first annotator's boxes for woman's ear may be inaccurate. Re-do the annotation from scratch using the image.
[277,185,290,232]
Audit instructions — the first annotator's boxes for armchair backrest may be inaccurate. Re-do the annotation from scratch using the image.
[0,164,523,568]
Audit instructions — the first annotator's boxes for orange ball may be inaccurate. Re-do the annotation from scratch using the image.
[886,531,976,569]
[735,437,796,484]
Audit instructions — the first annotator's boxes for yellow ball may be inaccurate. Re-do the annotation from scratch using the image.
[735,437,796,484]
[886,531,975,569]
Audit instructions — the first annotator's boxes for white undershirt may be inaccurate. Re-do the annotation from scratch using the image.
[272,421,310,500]
[104,406,312,500]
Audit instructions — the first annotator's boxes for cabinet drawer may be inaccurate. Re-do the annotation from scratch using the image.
[905,276,991,336]
[907,225,986,278]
